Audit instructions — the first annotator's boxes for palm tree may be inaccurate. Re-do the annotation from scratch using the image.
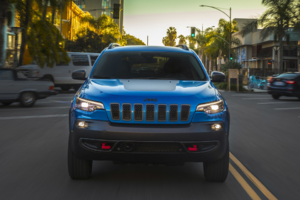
[178,34,186,45]
[241,0,300,73]
[166,27,177,46]
[162,36,170,46]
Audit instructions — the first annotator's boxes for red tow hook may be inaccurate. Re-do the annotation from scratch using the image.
[188,145,198,152]
[101,143,111,150]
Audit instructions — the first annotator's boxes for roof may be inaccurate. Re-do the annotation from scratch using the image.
[104,45,194,54]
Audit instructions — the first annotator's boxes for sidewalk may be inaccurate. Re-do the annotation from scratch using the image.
[243,86,268,93]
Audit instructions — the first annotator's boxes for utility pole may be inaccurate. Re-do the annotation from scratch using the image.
[229,7,231,63]
[147,36,149,46]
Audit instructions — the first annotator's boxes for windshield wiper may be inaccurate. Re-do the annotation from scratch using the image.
[93,76,111,79]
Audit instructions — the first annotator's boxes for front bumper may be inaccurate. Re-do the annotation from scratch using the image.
[69,120,228,163]
[36,90,57,99]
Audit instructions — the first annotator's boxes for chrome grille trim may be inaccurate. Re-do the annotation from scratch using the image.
[157,104,167,121]
[122,103,132,121]
[110,103,120,120]
[145,104,155,121]
[134,104,143,121]
[169,104,179,122]
[180,104,190,121]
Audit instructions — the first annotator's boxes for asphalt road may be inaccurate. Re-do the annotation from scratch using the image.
[0,90,299,200]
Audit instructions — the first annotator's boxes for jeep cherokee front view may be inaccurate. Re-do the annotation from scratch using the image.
[68,44,229,182]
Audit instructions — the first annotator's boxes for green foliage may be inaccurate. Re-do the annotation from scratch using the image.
[28,19,70,68]
[123,34,145,45]
[162,27,177,46]
[220,61,242,75]
[65,29,110,52]
[178,34,187,45]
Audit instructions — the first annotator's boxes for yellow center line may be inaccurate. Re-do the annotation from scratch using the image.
[229,163,261,200]
[230,152,278,200]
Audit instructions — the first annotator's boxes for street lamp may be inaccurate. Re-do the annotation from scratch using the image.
[200,5,231,62]
[10,27,23,68]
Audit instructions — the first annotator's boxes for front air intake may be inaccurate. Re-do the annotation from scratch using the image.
[134,104,143,121]
[110,103,120,120]
[169,105,178,121]
[146,104,155,121]
[122,104,131,121]
[180,105,190,121]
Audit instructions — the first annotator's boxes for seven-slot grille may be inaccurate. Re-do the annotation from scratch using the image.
[110,103,190,122]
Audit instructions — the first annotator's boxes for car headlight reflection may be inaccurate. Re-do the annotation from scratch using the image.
[75,97,104,111]
[196,100,225,114]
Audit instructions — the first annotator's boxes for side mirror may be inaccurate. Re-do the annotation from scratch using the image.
[72,70,86,80]
[211,73,226,82]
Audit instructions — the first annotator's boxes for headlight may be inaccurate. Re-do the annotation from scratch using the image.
[196,100,225,114]
[75,97,104,111]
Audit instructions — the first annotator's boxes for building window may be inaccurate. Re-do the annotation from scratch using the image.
[7,35,14,49]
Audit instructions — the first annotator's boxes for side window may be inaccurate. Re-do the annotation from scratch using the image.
[0,70,14,80]
[90,55,99,66]
[71,55,89,66]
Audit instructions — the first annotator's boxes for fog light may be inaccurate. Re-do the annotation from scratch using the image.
[211,124,222,131]
[78,121,88,128]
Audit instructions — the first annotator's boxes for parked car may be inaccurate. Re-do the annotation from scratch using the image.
[0,68,56,107]
[268,72,300,100]
[68,44,230,182]
[17,52,100,91]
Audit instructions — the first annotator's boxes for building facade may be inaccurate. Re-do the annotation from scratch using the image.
[84,0,124,34]
[1,4,21,68]
[232,18,300,76]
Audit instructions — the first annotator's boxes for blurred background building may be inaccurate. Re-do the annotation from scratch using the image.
[232,18,300,76]
[83,0,124,34]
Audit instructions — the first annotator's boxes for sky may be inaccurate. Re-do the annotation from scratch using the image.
[123,0,267,46]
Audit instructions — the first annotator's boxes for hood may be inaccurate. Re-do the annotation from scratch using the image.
[80,79,217,104]
[79,79,219,124]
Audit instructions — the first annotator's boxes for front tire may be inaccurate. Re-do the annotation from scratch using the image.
[20,92,36,107]
[68,139,92,179]
[272,95,280,100]
[203,146,229,182]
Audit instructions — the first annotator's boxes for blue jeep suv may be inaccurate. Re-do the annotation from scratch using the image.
[68,44,229,182]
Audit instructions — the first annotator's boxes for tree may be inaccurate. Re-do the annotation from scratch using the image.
[162,36,170,46]
[123,34,145,45]
[166,27,177,46]
[241,0,300,73]
[162,27,177,46]
[178,34,186,45]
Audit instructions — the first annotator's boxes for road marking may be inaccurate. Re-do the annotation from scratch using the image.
[230,152,277,200]
[274,107,300,110]
[0,114,68,120]
[258,102,300,104]
[232,94,269,97]
[229,163,261,200]
[242,98,272,100]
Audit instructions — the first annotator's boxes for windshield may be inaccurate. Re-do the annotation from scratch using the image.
[91,52,207,80]
[277,73,299,79]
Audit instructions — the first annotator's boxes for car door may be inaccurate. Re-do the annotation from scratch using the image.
[70,54,90,81]
[0,70,18,100]
[51,56,71,84]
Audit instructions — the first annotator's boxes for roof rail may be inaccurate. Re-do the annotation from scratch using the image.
[108,43,121,49]
[175,44,189,50]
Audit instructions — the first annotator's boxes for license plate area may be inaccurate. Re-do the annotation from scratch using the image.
[274,81,285,86]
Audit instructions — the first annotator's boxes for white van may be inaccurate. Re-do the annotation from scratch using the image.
[18,52,100,91]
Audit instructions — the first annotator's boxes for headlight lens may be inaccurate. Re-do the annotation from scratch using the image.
[75,97,104,111]
[196,100,225,114]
